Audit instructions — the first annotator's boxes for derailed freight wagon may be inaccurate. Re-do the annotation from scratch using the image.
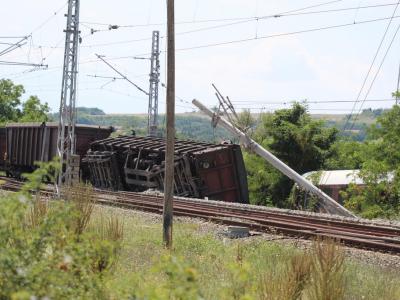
[2,122,113,178]
[84,135,249,203]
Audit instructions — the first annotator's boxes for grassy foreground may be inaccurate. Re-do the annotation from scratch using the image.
[104,208,400,300]
[1,180,400,299]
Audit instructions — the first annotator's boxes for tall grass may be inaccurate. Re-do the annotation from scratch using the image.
[26,194,48,228]
[90,212,125,273]
[64,184,95,235]
[308,238,345,300]
[94,213,124,243]
[259,252,312,300]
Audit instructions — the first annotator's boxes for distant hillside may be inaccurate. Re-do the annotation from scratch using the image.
[58,107,386,143]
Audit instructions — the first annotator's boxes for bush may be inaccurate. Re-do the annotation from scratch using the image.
[0,163,122,299]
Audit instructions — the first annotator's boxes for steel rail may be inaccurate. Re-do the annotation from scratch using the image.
[1,176,400,253]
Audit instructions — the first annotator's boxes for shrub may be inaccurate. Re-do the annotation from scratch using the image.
[0,162,119,299]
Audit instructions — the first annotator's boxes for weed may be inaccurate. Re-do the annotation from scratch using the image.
[308,238,345,300]
[259,252,311,300]
[90,212,124,273]
[26,195,48,228]
[64,184,95,235]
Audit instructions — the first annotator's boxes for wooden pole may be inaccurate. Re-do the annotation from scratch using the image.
[163,0,175,248]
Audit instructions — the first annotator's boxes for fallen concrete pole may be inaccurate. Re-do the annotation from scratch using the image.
[193,99,356,218]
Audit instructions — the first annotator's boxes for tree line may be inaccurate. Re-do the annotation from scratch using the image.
[240,102,400,219]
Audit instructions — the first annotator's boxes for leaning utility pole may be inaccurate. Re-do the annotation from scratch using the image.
[148,31,161,136]
[57,0,80,193]
[163,0,175,248]
[193,99,356,218]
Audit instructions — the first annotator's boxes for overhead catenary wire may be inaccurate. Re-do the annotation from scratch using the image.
[81,0,348,28]
[29,1,68,35]
[230,98,396,105]
[79,1,400,43]
[343,1,400,131]
[348,20,400,130]
[6,13,400,82]
[79,2,396,48]
[0,1,68,68]
[95,53,149,95]
[72,14,400,52]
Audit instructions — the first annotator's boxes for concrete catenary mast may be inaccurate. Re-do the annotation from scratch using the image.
[148,31,160,136]
[57,0,80,192]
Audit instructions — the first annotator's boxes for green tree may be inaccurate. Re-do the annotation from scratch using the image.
[326,140,365,170]
[245,103,338,207]
[0,79,24,123]
[235,109,256,133]
[20,95,50,122]
[0,79,50,124]
[342,105,400,218]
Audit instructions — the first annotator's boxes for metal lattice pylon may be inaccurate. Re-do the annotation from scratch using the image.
[148,31,160,136]
[57,0,80,193]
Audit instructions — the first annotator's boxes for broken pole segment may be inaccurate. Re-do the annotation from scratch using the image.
[192,99,356,218]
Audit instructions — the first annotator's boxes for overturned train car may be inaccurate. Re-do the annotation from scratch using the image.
[84,135,249,203]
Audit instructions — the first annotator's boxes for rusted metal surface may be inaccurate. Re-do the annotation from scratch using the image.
[84,135,249,203]
[3,122,113,176]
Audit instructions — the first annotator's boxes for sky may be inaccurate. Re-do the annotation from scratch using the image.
[1,0,400,115]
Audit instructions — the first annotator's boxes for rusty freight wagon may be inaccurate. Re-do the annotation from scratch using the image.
[84,135,249,203]
[2,122,113,178]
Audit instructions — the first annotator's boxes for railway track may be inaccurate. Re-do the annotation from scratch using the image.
[2,176,400,254]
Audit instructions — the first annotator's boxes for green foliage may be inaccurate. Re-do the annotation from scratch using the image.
[245,103,338,207]
[235,109,256,133]
[326,140,365,169]
[0,79,50,125]
[0,162,123,299]
[0,79,24,123]
[77,107,106,115]
[341,105,400,218]
[20,96,50,123]
[158,255,202,299]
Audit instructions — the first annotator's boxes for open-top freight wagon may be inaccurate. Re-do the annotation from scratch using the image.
[84,135,249,203]
[0,122,113,178]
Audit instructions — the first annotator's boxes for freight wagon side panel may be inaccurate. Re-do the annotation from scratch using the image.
[75,127,114,157]
[6,124,51,170]
[194,145,249,203]
[5,123,113,173]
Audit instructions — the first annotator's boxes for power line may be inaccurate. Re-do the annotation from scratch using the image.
[6,12,400,86]
[95,54,149,95]
[77,14,400,52]
[175,15,400,52]
[79,2,397,48]
[5,11,399,80]
[83,2,398,31]
[0,60,47,68]
[231,107,376,112]
[348,20,400,130]
[81,0,345,28]
[230,98,396,105]
[343,1,400,131]
[30,1,68,35]
[0,36,29,57]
